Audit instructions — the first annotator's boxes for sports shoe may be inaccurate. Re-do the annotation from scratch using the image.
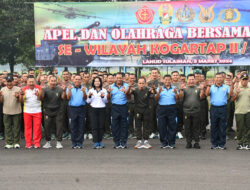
[84,134,87,140]
[99,142,104,149]
[218,146,226,150]
[25,145,33,149]
[149,133,156,139]
[62,132,69,140]
[193,143,201,149]
[114,142,120,149]
[4,144,13,149]
[245,145,250,150]
[134,140,143,149]
[143,140,152,149]
[51,134,56,140]
[34,146,40,149]
[176,132,184,139]
[236,144,245,150]
[72,144,77,149]
[93,142,99,149]
[77,143,83,149]
[14,144,20,149]
[161,144,168,149]
[186,142,192,149]
[56,141,63,149]
[120,142,127,149]
[88,133,93,140]
[103,133,111,139]
[211,145,218,150]
[43,141,52,149]
[169,145,176,149]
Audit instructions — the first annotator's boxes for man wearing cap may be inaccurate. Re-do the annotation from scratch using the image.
[206,73,231,149]
[231,73,250,150]
[0,75,22,148]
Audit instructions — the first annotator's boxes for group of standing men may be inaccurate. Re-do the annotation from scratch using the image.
[0,68,249,150]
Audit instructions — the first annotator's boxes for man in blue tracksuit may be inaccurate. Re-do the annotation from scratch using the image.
[107,72,129,149]
[67,75,88,149]
[206,72,230,150]
[155,75,179,149]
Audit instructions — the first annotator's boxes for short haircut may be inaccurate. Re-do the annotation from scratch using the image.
[163,74,171,79]
[138,77,146,82]
[28,68,34,72]
[63,70,69,74]
[115,72,123,77]
[171,71,179,75]
[215,72,222,76]
[151,68,159,73]
[187,74,195,79]
[180,74,186,77]
[27,75,35,79]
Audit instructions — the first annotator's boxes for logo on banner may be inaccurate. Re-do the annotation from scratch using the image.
[176,4,195,22]
[218,3,241,23]
[135,6,155,24]
[158,4,173,25]
[198,3,216,23]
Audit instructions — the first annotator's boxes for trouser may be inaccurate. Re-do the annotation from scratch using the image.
[90,107,106,143]
[148,98,158,134]
[0,103,4,135]
[111,104,128,145]
[69,106,86,145]
[200,99,208,134]
[176,101,183,132]
[23,112,42,147]
[44,111,63,142]
[84,104,92,134]
[60,100,70,133]
[157,105,177,146]
[184,112,200,143]
[104,101,112,135]
[128,102,135,134]
[226,100,235,133]
[210,105,227,147]
[3,114,20,145]
[235,112,250,145]
[135,108,150,140]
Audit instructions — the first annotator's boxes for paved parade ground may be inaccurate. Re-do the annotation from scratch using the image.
[0,134,250,190]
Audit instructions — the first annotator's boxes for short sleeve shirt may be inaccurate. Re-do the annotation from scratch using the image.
[157,86,177,106]
[234,83,250,114]
[1,86,22,115]
[210,84,229,106]
[110,83,129,105]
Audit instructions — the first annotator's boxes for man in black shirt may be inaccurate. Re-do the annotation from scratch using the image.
[127,77,156,149]
[41,75,66,149]
[179,74,205,149]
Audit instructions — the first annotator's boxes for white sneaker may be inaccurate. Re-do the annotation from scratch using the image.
[14,144,20,149]
[43,141,52,149]
[88,133,93,140]
[56,141,63,149]
[84,134,87,140]
[4,144,13,149]
[177,132,184,139]
[149,133,156,139]
[134,140,143,149]
[143,140,152,149]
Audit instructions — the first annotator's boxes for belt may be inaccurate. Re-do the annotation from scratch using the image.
[211,105,226,108]
[159,104,176,107]
[69,105,85,108]
[112,103,127,106]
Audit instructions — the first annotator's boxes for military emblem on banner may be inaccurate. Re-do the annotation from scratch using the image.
[218,2,240,23]
[176,4,195,22]
[198,3,216,23]
[158,4,173,25]
[135,6,155,24]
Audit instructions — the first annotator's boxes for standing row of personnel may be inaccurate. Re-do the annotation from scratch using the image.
[0,68,249,150]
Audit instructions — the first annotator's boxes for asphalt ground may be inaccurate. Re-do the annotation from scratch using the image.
[0,130,249,190]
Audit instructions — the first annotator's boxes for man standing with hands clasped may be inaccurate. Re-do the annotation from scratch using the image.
[231,73,250,150]
[206,73,231,150]
[67,75,88,149]
[179,74,205,149]
[155,75,179,149]
[0,75,22,149]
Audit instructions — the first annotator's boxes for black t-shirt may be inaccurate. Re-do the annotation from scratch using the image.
[132,87,152,113]
[43,86,63,115]
[183,86,200,114]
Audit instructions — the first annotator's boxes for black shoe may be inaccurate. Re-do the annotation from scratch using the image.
[186,143,192,149]
[193,143,201,149]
